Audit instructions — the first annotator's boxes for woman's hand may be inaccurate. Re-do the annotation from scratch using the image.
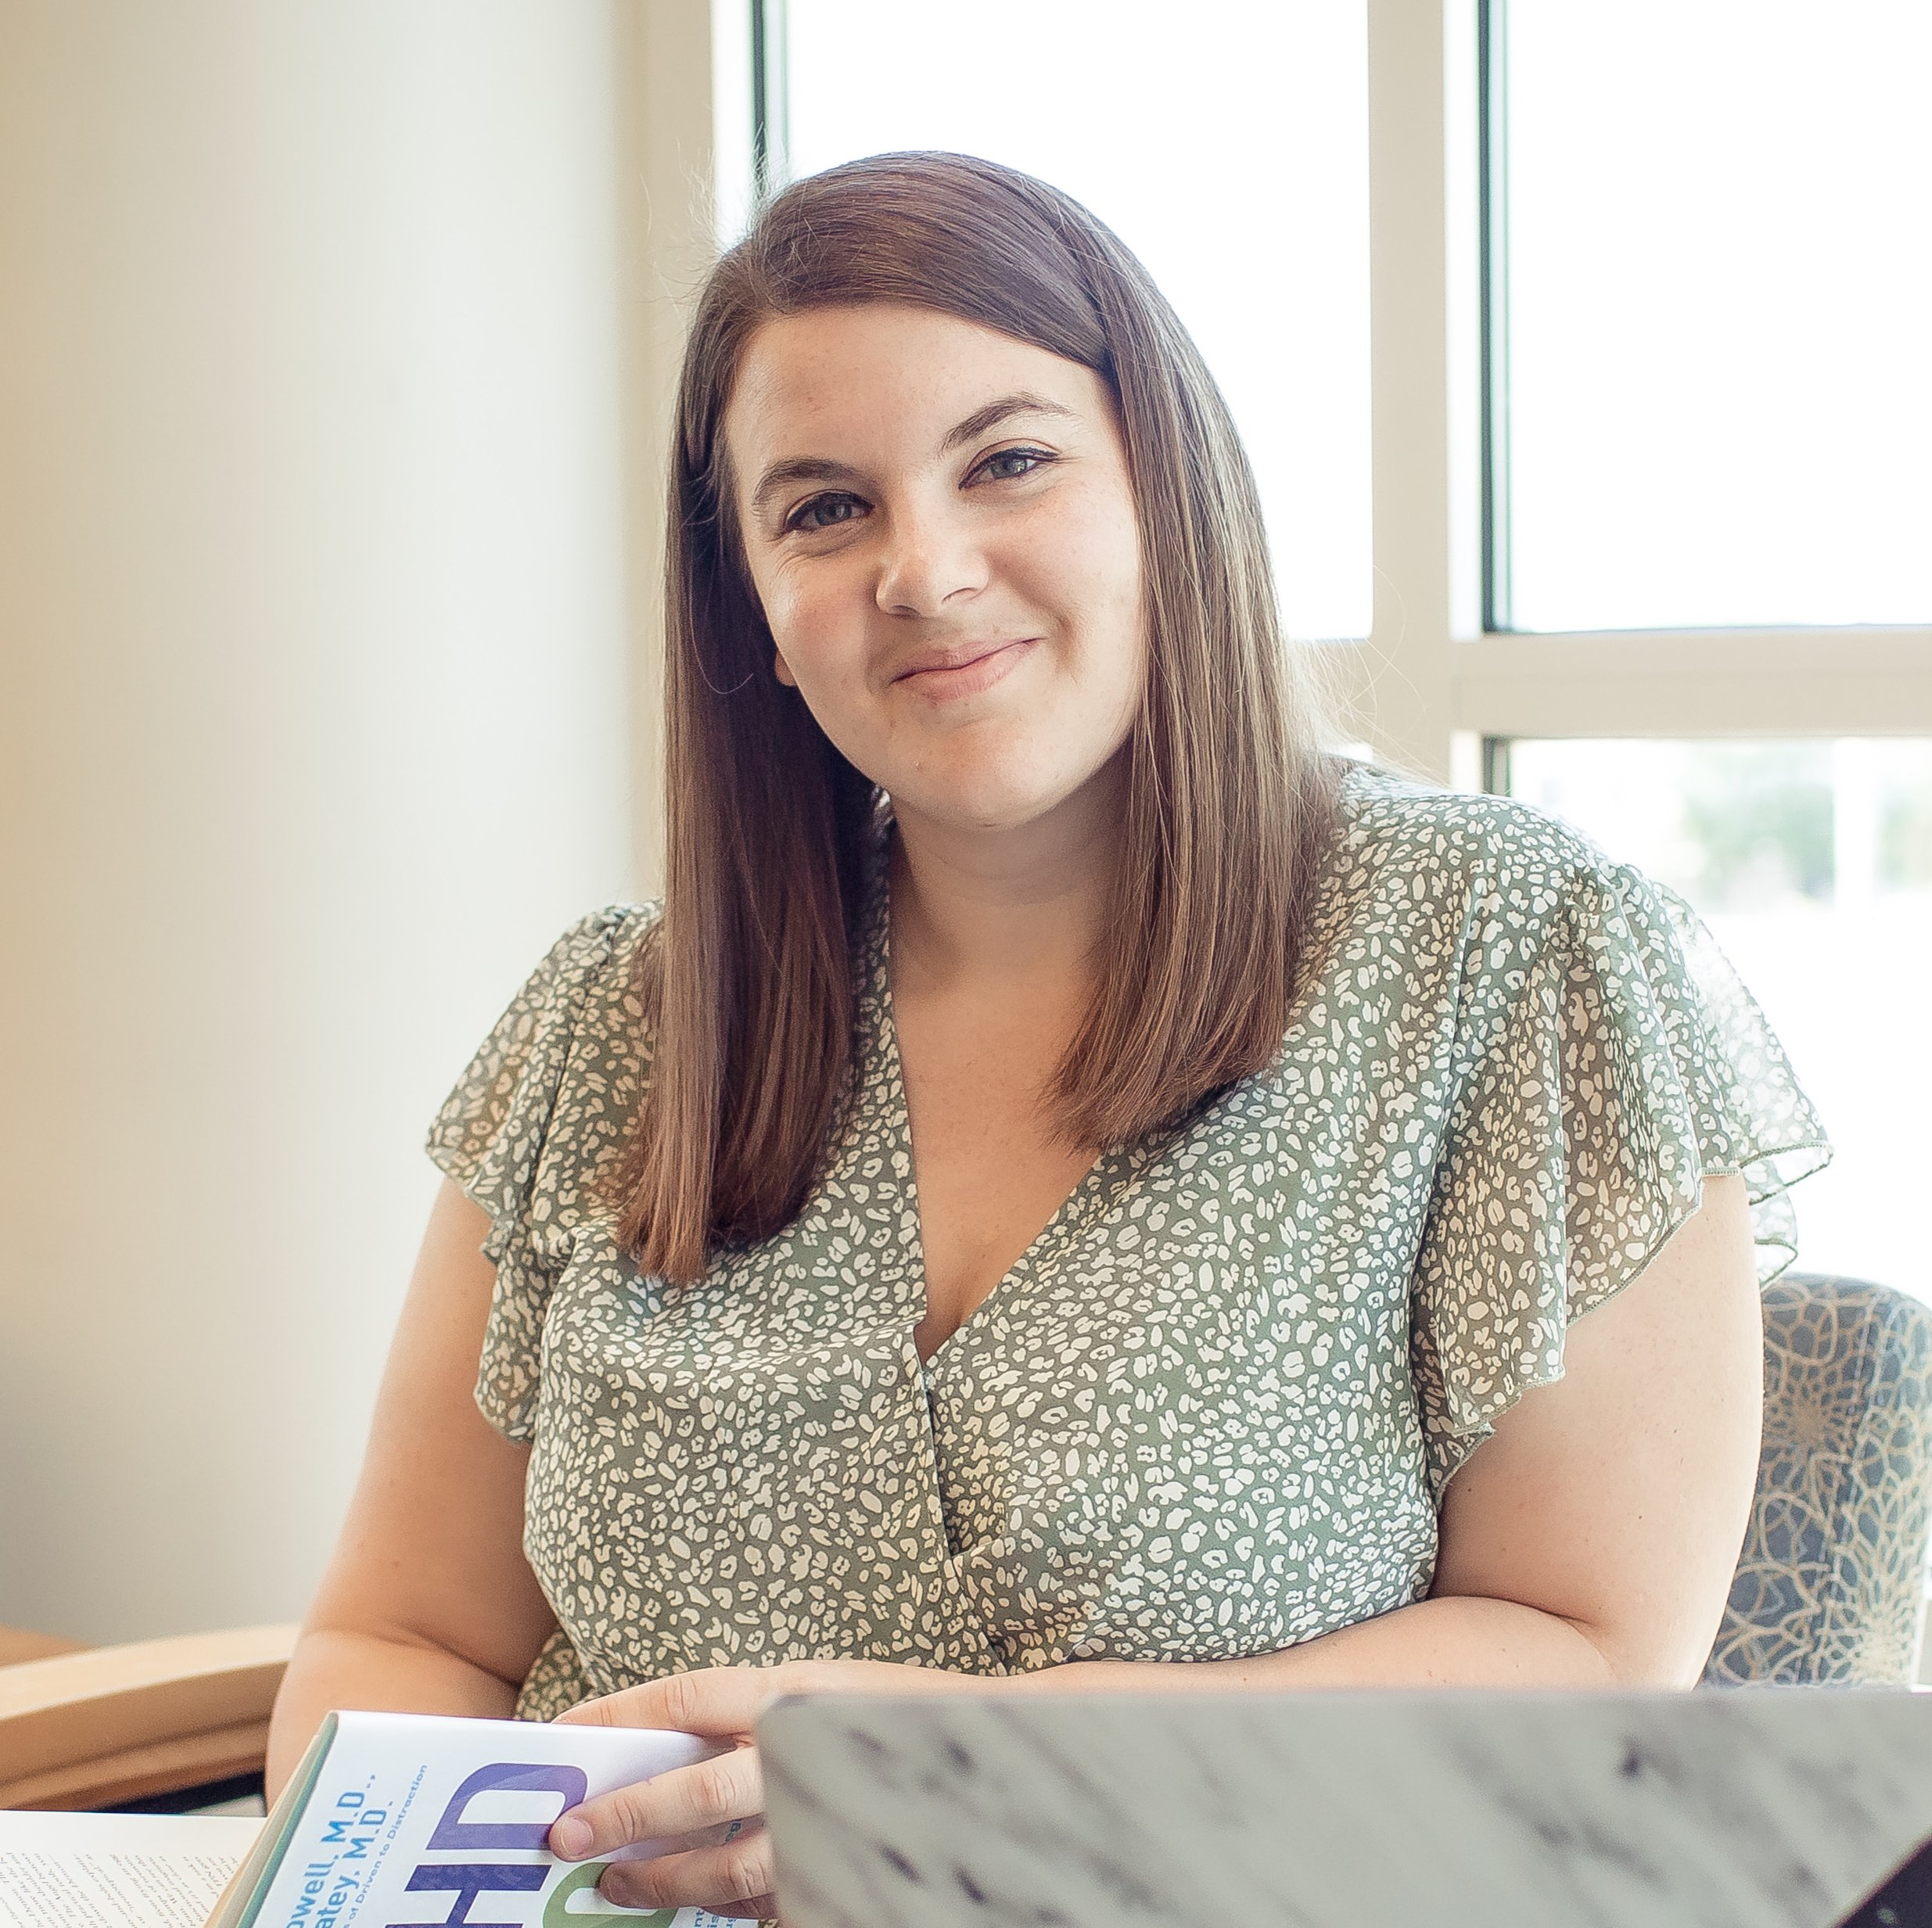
[548,1659,997,1920]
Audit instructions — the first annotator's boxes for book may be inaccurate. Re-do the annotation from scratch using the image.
[206,1709,745,1926]
[0,1809,262,1928]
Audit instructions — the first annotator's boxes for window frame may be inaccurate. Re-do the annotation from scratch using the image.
[1356,0,1932,790]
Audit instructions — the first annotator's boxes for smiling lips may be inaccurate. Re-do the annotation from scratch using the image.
[890,638,1036,701]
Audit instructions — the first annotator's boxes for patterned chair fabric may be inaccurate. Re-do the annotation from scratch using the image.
[1704,1273,1932,1686]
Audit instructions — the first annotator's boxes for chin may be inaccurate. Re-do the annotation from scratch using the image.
[888,761,1104,837]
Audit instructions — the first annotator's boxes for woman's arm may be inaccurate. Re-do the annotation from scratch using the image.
[265,1179,558,1796]
[540,1173,1764,1917]
[1431,1164,1763,1682]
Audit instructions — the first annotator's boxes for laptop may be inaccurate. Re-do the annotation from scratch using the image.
[759,1688,1932,1928]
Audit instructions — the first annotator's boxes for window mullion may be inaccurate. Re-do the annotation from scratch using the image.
[1354,0,1456,782]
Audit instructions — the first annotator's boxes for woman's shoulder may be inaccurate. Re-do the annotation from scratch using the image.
[470,900,663,1068]
[517,899,667,1070]
[534,900,663,978]
[524,901,662,1011]
[426,902,662,1192]
[1313,763,1668,995]
[457,899,653,1043]
[1329,761,1615,895]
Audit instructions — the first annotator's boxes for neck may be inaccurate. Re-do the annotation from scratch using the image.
[887,765,1124,994]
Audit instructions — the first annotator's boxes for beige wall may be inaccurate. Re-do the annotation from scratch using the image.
[0,1,712,1643]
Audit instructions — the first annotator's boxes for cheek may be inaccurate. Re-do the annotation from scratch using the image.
[755,562,859,684]
[749,560,804,648]
[1029,486,1145,662]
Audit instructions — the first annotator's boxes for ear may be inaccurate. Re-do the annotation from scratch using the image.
[773,650,798,688]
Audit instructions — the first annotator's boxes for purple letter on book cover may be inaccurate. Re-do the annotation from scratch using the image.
[388,1862,548,1926]
[426,1763,591,1851]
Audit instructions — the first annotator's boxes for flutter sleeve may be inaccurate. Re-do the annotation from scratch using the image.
[425,906,657,1441]
[1410,827,1830,1497]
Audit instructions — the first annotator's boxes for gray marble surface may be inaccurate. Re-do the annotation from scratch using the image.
[759,1689,1932,1927]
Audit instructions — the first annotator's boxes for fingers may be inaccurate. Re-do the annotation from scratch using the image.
[554,1655,995,1740]
[544,1658,1002,1919]
[595,1822,777,1921]
[556,1661,795,1737]
[550,1742,763,1862]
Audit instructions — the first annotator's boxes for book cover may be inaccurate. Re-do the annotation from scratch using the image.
[210,1710,744,1928]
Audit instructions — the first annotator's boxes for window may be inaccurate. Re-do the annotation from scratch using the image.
[775,0,1374,644]
[1488,2,1932,634]
[1465,1,1932,1287]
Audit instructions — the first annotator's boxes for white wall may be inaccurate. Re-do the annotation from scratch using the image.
[0,1,706,1643]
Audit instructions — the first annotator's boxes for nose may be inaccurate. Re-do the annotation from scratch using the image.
[874,497,987,618]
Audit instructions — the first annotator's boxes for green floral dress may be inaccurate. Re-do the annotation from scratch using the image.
[426,769,1828,1717]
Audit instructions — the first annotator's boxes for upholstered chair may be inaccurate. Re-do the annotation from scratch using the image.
[1705,1273,1932,1686]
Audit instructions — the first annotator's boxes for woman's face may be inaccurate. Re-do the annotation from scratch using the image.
[723,303,1145,837]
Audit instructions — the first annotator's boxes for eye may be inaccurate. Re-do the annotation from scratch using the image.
[970,447,1052,484]
[785,491,868,533]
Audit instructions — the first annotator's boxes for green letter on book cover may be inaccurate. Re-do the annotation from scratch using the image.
[543,1862,676,1927]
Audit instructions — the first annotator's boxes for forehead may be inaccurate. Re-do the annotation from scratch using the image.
[724,304,1105,458]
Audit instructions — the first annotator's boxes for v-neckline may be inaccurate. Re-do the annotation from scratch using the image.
[860,836,1113,1375]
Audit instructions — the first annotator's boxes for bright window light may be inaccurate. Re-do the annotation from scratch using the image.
[1495,2,1932,633]
[783,1,1373,644]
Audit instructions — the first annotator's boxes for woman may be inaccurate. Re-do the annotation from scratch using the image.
[268,153,1826,1921]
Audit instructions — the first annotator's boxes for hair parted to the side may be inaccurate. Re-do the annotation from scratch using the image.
[614,151,1341,1283]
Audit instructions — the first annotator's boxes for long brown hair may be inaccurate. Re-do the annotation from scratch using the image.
[616,152,1338,1282]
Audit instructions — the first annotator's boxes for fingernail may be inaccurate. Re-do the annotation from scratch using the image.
[551,1815,593,1859]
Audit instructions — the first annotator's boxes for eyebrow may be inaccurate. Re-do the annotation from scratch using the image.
[939,390,1077,453]
[748,391,1079,519]
[748,456,865,519]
